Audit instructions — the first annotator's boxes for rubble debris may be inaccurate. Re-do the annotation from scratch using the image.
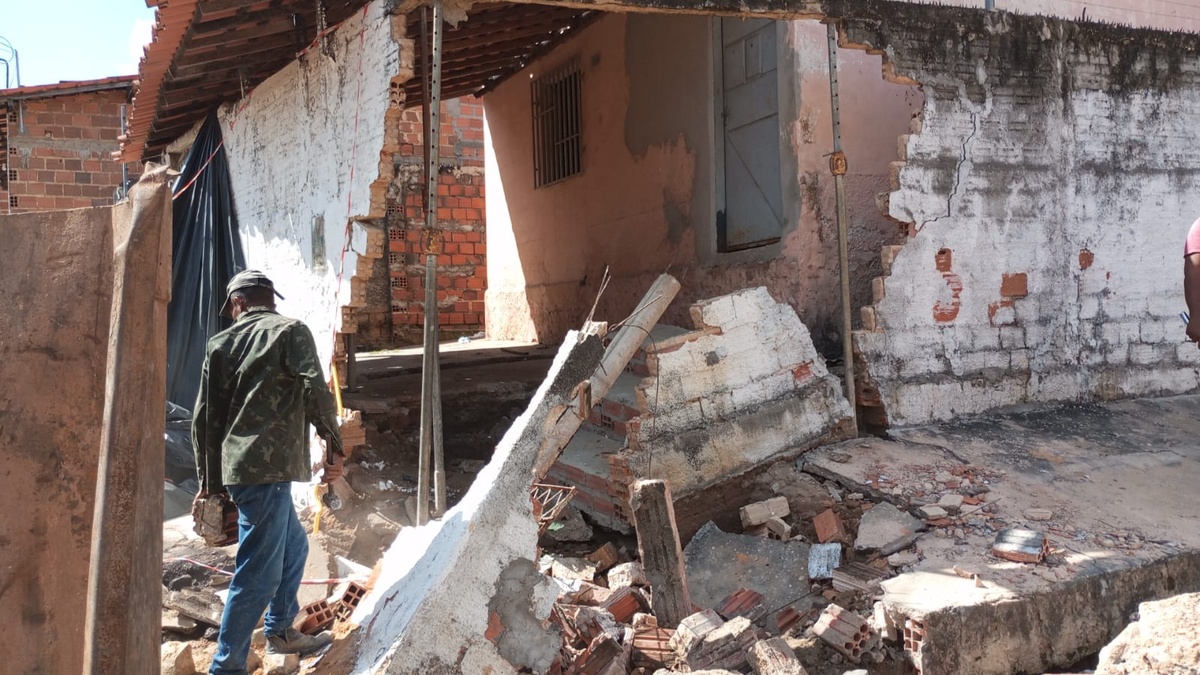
[570,632,624,674]
[263,652,300,675]
[811,604,873,663]
[876,531,922,558]
[854,502,921,551]
[832,562,888,594]
[608,561,649,590]
[587,542,622,573]
[764,517,792,542]
[631,615,674,669]
[602,586,650,623]
[548,506,595,543]
[162,608,199,634]
[332,581,368,621]
[1095,592,1200,674]
[631,479,692,628]
[990,528,1049,563]
[775,607,804,634]
[551,555,600,582]
[161,641,196,675]
[1023,508,1053,522]
[684,522,813,618]
[886,551,919,567]
[740,496,790,529]
[871,602,898,642]
[813,509,846,543]
[715,587,767,624]
[936,494,964,513]
[164,588,225,627]
[917,505,948,520]
[297,599,337,635]
[807,543,842,580]
[670,609,725,655]
[747,637,809,675]
[679,616,756,671]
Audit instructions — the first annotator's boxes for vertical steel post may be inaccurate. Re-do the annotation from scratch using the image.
[417,2,445,525]
[119,104,128,199]
[826,22,858,433]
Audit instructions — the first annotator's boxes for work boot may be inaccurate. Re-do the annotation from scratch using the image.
[265,627,332,656]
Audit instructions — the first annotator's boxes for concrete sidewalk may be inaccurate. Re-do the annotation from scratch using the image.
[804,394,1200,675]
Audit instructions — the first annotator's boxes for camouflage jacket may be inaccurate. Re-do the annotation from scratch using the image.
[192,308,343,492]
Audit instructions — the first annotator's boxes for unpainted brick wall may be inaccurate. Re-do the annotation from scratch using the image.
[1,89,135,212]
[385,98,487,344]
[838,4,1200,426]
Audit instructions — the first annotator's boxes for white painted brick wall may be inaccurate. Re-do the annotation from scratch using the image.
[846,10,1200,426]
[220,1,398,374]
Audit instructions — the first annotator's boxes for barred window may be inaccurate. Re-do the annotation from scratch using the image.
[531,59,582,188]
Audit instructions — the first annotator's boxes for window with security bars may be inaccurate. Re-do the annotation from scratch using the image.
[531,60,582,188]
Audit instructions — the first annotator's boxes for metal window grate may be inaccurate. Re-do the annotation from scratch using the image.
[531,60,583,188]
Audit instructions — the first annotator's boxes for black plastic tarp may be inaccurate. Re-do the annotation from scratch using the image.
[165,111,245,408]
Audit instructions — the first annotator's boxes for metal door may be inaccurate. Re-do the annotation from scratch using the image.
[718,17,783,251]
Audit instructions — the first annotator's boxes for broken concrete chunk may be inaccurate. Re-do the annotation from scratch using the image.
[682,616,756,672]
[854,502,921,551]
[813,508,846,543]
[669,609,725,655]
[366,512,401,539]
[807,543,842,580]
[747,636,809,675]
[164,588,225,626]
[263,652,300,675]
[1095,591,1200,674]
[918,505,948,520]
[740,496,790,528]
[991,528,1048,563]
[550,555,599,583]
[887,551,920,567]
[607,561,648,589]
[1024,508,1054,522]
[937,494,964,513]
[160,641,196,675]
[811,604,872,663]
[683,522,813,619]
[162,608,199,634]
[548,505,594,542]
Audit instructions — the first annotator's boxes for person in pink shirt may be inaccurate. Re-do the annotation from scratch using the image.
[1185,217,1200,343]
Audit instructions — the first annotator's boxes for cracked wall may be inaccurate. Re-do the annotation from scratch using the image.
[845,4,1200,426]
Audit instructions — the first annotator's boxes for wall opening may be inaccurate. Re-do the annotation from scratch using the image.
[532,59,583,188]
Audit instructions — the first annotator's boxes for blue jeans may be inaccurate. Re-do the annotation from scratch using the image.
[210,482,308,675]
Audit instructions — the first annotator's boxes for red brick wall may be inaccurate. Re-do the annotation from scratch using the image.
[386,97,487,343]
[1,88,135,213]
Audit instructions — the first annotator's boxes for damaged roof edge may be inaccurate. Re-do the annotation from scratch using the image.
[0,75,137,101]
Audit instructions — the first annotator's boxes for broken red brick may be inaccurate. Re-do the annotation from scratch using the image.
[631,625,674,668]
[715,588,767,624]
[485,611,504,643]
[813,508,846,543]
[602,586,648,624]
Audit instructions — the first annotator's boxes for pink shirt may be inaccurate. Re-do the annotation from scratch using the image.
[1186,217,1200,257]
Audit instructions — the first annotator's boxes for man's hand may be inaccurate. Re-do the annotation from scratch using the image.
[322,452,344,484]
[1188,316,1200,345]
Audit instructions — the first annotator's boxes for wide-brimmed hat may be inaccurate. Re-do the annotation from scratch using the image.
[220,269,284,317]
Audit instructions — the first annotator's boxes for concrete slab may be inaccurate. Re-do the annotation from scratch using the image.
[683,522,813,622]
[854,502,922,552]
[802,396,1200,675]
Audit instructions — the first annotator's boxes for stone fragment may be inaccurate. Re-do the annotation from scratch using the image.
[366,512,400,538]
[1096,592,1200,674]
[681,616,756,671]
[161,642,196,675]
[887,551,919,567]
[607,561,649,589]
[741,496,790,528]
[164,588,225,626]
[263,652,300,675]
[918,505,948,520]
[747,636,809,675]
[808,543,842,580]
[548,505,594,542]
[1024,508,1054,522]
[854,502,921,551]
[937,494,964,513]
[813,508,846,543]
[550,555,598,582]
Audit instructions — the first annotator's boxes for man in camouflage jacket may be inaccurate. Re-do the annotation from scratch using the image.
[193,270,344,674]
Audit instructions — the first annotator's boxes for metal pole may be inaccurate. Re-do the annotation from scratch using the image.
[119,104,129,200]
[826,22,858,433]
[417,2,445,525]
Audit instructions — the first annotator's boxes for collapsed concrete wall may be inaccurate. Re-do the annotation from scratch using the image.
[351,332,605,674]
[621,287,854,497]
[0,206,113,674]
[846,4,1200,426]
[219,0,406,376]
